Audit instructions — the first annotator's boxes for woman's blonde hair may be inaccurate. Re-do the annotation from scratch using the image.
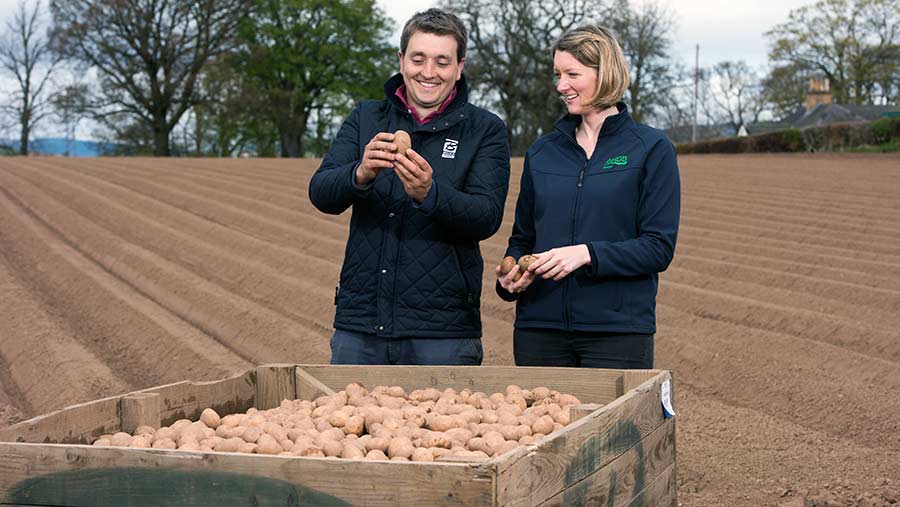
[552,25,629,109]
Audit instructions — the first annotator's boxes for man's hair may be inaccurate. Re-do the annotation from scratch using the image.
[552,25,630,109]
[400,8,468,62]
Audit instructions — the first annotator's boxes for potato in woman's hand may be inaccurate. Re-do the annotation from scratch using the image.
[518,255,538,271]
[500,256,516,275]
[394,130,411,155]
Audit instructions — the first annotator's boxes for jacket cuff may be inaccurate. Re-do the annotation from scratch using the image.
[495,279,519,302]
[350,162,374,194]
[411,180,438,212]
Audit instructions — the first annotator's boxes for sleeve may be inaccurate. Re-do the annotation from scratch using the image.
[496,155,536,302]
[410,180,438,211]
[585,138,681,277]
[420,117,510,241]
[308,105,372,214]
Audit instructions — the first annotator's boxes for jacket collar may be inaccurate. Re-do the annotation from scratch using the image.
[385,72,469,121]
[555,102,632,143]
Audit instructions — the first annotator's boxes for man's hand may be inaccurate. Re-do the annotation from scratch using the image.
[356,132,397,186]
[496,264,536,293]
[528,245,591,281]
[393,148,433,203]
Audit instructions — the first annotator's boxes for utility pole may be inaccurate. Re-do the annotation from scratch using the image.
[692,44,699,143]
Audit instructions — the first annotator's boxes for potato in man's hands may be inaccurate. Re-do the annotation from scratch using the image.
[393,130,411,155]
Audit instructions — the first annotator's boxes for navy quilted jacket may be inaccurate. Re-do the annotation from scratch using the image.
[309,73,510,338]
[499,103,680,334]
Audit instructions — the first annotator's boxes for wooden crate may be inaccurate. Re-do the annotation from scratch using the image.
[0,365,676,506]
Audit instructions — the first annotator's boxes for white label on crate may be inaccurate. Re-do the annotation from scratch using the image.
[661,378,675,418]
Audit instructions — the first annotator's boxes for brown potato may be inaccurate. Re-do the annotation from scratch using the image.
[394,130,412,155]
[518,254,538,271]
[256,434,283,455]
[109,432,133,447]
[200,408,221,429]
[365,449,389,461]
[133,425,156,437]
[500,256,516,275]
[152,438,177,450]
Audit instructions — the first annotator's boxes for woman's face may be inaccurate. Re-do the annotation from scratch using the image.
[553,50,598,115]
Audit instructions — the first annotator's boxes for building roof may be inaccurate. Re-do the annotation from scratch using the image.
[746,103,900,134]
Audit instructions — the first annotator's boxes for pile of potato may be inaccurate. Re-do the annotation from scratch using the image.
[92,384,582,462]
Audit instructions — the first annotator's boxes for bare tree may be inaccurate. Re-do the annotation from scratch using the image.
[766,0,900,106]
[51,75,90,156]
[606,0,679,125]
[704,60,767,135]
[444,0,604,155]
[0,1,62,155]
[49,0,254,156]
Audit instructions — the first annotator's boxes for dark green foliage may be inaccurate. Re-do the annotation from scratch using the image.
[232,0,395,157]
[49,0,253,156]
[675,120,898,154]
[765,0,900,109]
[782,128,803,151]
[870,117,900,144]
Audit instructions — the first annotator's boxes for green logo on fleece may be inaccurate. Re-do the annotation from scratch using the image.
[603,155,628,169]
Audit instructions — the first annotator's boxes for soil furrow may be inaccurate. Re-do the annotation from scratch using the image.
[656,304,900,453]
[0,170,249,394]
[0,166,284,368]
[659,280,900,364]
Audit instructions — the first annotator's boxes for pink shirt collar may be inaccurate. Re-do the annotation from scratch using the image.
[395,84,459,126]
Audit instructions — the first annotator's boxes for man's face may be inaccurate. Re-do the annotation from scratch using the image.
[398,31,465,114]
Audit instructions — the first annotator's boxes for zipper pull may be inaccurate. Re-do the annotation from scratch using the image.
[577,160,587,188]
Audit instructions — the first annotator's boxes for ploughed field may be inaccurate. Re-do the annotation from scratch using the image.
[1,154,899,506]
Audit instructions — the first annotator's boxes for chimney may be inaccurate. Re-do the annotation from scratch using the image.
[805,76,832,112]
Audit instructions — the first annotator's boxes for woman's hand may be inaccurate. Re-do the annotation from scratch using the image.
[528,245,591,281]
[495,264,536,293]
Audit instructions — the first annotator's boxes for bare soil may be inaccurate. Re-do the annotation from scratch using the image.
[1,153,899,506]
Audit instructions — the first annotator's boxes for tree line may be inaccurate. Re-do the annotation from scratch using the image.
[1,0,898,157]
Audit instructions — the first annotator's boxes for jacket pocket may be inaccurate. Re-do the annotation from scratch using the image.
[571,277,624,324]
[450,246,477,306]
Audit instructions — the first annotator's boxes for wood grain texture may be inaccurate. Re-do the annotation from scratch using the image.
[296,368,337,401]
[495,371,671,506]
[537,418,676,506]
[119,393,160,433]
[0,443,494,507]
[256,364,296,410]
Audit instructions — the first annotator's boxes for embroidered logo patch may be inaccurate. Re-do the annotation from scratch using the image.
[442,138,459,159]
[602,155,628,169]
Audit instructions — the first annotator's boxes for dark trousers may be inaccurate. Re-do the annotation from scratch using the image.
[514,327,653,369]
[329,328,484,365]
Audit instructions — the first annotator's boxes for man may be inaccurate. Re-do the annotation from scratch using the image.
[308,9,510,365]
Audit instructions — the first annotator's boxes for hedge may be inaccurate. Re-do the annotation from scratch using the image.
[676,117,900,154]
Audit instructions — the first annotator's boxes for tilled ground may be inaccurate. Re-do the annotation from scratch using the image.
[1,153,899,506]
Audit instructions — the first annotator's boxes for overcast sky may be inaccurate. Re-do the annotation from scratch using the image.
[383,0,814,68]
[0,0,815,68]
[0,0,814,139]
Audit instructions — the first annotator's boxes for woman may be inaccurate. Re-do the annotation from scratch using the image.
[496,25,680,369]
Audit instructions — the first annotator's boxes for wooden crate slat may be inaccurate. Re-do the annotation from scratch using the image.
[0,394,121,445]
[138,369,256,426]
[0,365,675,506]
[0,443,494,507]
[297,365,623,405]
[571,403,605,421]
[119,393,160,434]
[296,368,337,401]
[536,418,675,506]
[495,371,670,506]
[623,370,661,393]
[255,364,297,410]
[624,461,676,507]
